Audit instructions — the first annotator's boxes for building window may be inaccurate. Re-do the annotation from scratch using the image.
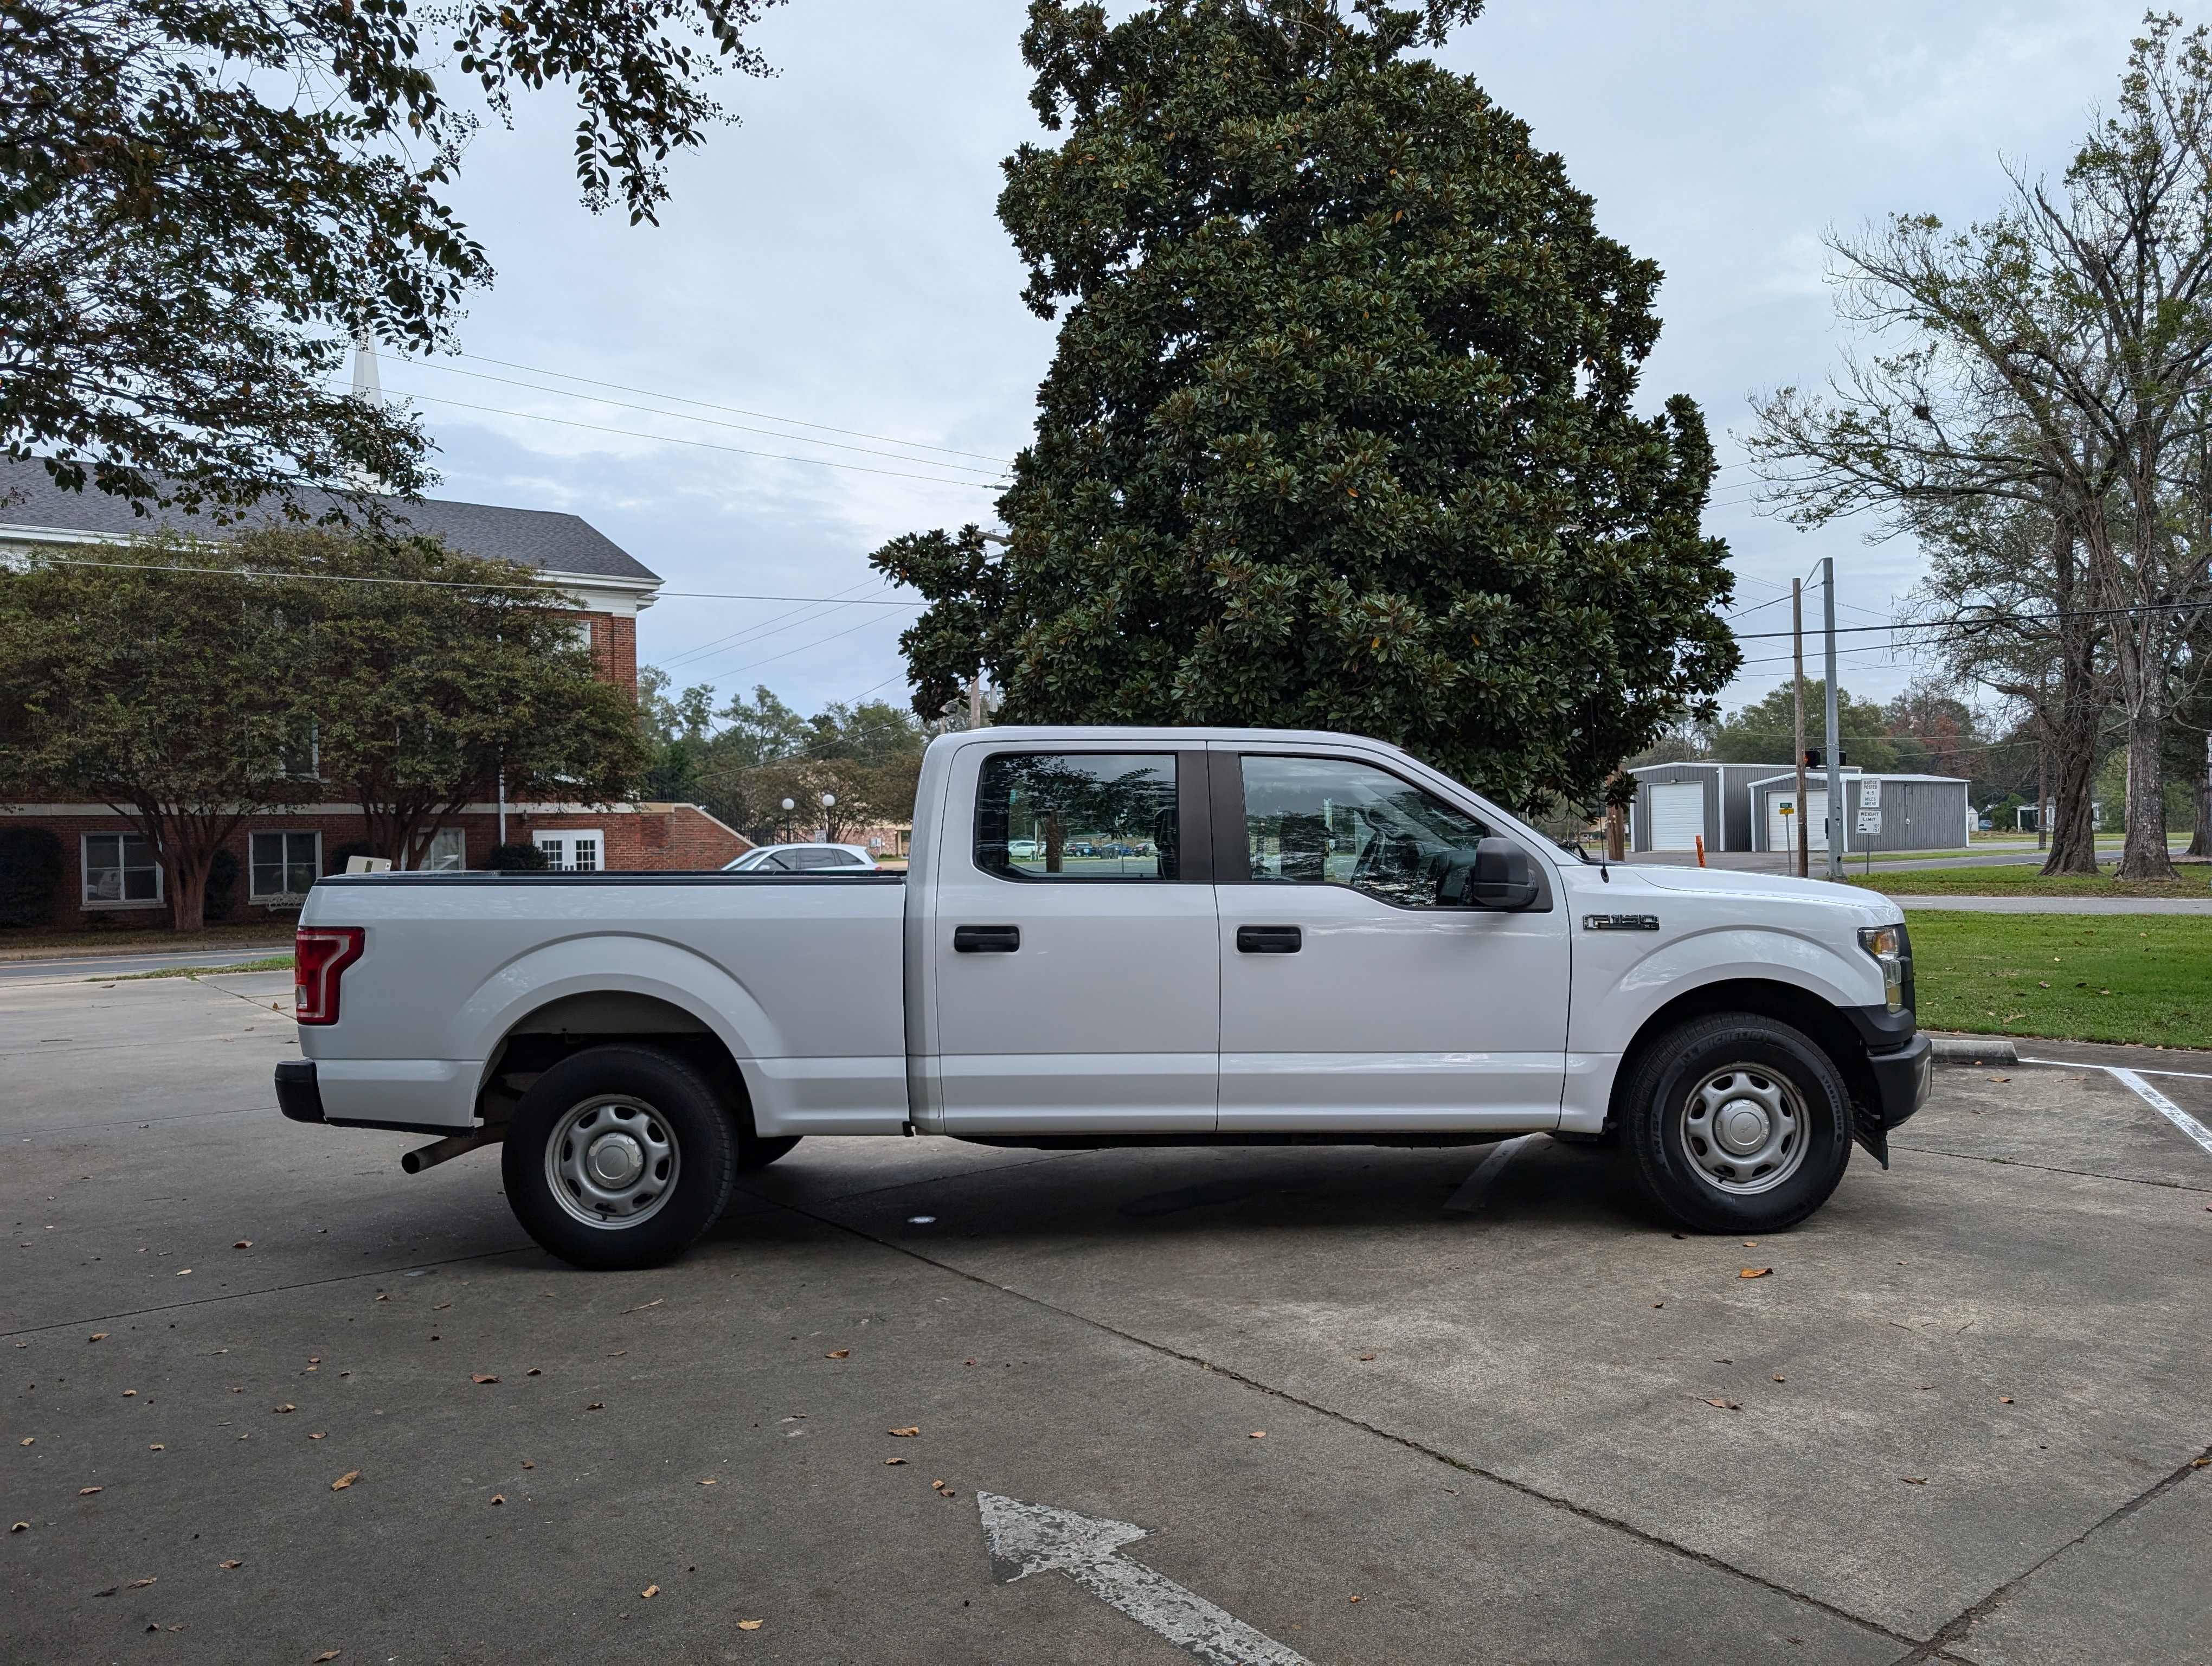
[535,831,603,872]
[421,828,467,872]
[250,831,322,904]
[82,832,163,908]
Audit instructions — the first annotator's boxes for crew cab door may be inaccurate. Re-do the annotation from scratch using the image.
[1212,747,1568,1130]
[930,746,1219,1133]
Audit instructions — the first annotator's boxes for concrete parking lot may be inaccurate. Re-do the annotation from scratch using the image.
[7,967,2211,1665]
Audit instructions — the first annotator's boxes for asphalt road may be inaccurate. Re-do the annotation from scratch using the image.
[7,973,2211,1665]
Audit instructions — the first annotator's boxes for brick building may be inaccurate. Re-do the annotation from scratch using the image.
[0,458,750,931]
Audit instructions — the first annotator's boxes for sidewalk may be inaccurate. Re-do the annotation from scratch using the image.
[1890,895,2212,915]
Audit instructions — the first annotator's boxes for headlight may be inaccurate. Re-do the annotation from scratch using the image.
[1859,923,1911,1013]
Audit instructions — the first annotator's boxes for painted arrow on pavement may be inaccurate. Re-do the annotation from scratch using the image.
[978,1491,1315,1666]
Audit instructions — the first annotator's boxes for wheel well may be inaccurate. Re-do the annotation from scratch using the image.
[477,993,755,1136]
[1610,979,1875,1132]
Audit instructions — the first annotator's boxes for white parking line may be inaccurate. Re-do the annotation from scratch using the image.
[2021,1058,2212,1158]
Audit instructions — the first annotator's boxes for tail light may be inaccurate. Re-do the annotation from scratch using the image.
[294,927,364,1024]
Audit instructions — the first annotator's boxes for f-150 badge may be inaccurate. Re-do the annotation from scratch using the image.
[1583,914,1661,931]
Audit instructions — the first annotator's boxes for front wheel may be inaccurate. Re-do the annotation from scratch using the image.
[1618,1013,1852,1233]
[501,1045,737,1270]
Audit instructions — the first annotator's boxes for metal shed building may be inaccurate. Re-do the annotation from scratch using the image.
[1626,762,1782,854]
[1748,772,1972,855]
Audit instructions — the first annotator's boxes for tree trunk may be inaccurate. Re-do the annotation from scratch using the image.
[2041,517,2103,875]
[2114,658,2176,880]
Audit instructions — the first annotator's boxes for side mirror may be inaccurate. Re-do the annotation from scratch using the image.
[1437,837,1539,910]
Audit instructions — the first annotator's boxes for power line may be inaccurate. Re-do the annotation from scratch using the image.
[400,363,1012,476]
[449,351,1018,466]
[401,393,1008,489]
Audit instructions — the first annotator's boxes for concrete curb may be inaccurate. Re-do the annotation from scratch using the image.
[1928,1035,2019,1064]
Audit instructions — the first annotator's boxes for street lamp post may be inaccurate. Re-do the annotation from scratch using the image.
[781,797,795,843]
[821,792,836,842]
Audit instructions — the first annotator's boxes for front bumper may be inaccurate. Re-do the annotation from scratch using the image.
[1868,1031,1933,1131]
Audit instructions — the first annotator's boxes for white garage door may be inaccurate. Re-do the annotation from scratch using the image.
[1648,783,1707,851]
[1766,791,1828,853]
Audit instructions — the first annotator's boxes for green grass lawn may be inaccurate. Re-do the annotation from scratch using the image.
[1908,913,2212,1048]
[1846,863,2212,898]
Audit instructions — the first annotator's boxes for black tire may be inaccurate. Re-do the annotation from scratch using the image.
[1619,1012,1852,1234]
[737,1134,802,1172]
[501,1045,738,1271]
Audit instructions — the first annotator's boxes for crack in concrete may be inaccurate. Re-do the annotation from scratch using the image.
[1889,1141,2211,1194]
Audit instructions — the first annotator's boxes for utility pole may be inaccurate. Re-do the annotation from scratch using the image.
[1792,579,1809,880]
[1823,556,1843,880]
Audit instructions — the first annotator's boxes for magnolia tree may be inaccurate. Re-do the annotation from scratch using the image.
[874,0,1738,813]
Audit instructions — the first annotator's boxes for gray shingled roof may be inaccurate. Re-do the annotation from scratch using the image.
[0,456,658,585]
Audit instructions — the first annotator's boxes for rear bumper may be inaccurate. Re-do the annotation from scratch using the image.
[274,1058,471,1135]
[275,1060,325,1123]
[1868,1031,1933,1131]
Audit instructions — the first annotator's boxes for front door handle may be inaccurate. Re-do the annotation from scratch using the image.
[1236,925,1302,954]
[953,925,1021,953]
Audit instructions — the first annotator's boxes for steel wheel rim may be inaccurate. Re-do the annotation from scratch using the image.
[545,1095,680,1229]
[1677,1063,1808,1196]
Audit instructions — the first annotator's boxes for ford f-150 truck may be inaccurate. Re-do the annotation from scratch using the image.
[275,726,1931,1268]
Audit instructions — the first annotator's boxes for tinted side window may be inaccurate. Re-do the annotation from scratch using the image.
[976,753,1178,880]
[1239,755,1489,908]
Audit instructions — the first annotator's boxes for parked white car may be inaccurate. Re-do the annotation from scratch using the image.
[279,726,1929,1269]
[722,842,879,873]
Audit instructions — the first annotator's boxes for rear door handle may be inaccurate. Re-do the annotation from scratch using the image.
[953,925,1021,953]
[1236,925,1302,954]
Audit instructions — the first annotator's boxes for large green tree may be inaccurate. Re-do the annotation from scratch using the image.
[873,0,1737,812]
[279,531,650,869]
[2,0,777,519]
[0,535,312,928]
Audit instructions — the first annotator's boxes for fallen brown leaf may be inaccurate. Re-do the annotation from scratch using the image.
[626,1299,663,1313]
[471,1374,498,1385]
[88,1332,107,1343]
[1902,1476,1927,1485]
[491,1495,504,1505]
[16,1438,28,1447]
[128,1577,156,1588]
[521,1462,534,1470]
[233,1240,252,1248]
[1652,1302,1664,1309]
[314,1652,340,1663]
[888,1427,920,1437]
[885,1457,907,1465]
[274,1404,296,1413]
[308,1432,325,1440]
[218,1560,241,1570]
[737,1620,764,1631]
[640,1584,659,1599]
[8,1523,25,1533]
[527,1368,542,1376]
[1249,1431,1266,1439]
[374,1295,389,1302]
[1357,1353,1377,1361]
[1988,1075,2010,1083]
[330,1471,359,1491]
[825,1350,850,1359]
[1773,1375,1786,1383]
[587,1402,605,1411]
[1999,1397,2014,1405]
[697,1478,716,1486]
[78,1486,100,1495]
[149,1444,164,1451]
[1739,1267,1773,1279]
[1701,1399,1741,1411]
[1348,1594,1362,1603]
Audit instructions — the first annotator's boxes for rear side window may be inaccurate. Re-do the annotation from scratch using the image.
[1238,754,1489,908]
[975,753,1179,880]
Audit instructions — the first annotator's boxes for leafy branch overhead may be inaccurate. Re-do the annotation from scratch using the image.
[0,0,780,519]
[874,0,1737,813]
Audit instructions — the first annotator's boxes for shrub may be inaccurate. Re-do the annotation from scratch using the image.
[486,841,550,871]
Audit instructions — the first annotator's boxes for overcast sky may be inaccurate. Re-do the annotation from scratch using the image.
[388,0,2158,725]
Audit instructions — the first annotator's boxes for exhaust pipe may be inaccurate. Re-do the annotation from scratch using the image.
[401,1126,504,1174]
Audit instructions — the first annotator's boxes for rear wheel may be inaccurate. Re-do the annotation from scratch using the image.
[1619,1013,1851,1233]
[502,1045,737,1270]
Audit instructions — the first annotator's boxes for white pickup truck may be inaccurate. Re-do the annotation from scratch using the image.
[277,726,1930,1268]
